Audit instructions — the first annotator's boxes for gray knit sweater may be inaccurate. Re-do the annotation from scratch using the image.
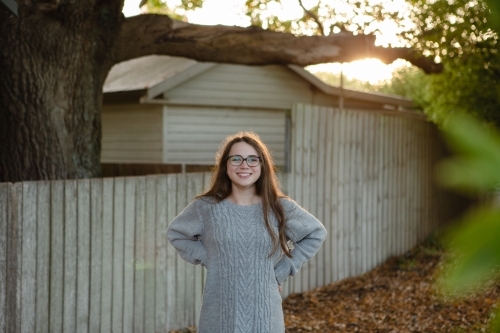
[167,197,327,333]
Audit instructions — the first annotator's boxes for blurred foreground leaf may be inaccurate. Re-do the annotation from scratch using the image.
[437,113,500,331]
[436,113,500,193]
[435,3,500,329]
[439,206,500,294]
[486,0,500,33]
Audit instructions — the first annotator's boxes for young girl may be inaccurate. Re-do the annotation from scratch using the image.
[167,131,327,333]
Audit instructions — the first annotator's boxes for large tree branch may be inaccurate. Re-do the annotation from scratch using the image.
[116,14,443,74]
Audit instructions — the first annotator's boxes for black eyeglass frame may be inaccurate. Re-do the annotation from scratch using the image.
[227,155,262,167]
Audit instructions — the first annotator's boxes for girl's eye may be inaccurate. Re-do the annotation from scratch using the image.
[231,156,242,162]
[247,157,258,163]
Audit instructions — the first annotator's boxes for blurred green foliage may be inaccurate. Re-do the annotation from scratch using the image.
[436,114,500,192]
[383,0,500,128]
[436,112,500,331]
[402,0,496,60]
[435,0,500,322]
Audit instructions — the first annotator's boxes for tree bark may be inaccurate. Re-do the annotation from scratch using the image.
[117,14,443,74]
[0,1,123,182]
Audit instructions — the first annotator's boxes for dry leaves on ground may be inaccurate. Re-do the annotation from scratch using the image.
[284,242,500,332]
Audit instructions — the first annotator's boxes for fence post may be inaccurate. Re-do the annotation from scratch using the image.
[0,183,10,333]
[4,183,22,333]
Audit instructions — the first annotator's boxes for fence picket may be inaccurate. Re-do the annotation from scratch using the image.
[76,179,90,333]
[0,183,9,333]
[123,177,137,333]
[358,113,368,274]
[155,175,168,332]
[21,182,36,333]
[176,174,188,328]
[63,180,77,333]
[89,179,103,333]
[367,114,377,271]
[7,183,22,333]
[330,109,341,282]
[307,105,318,290]
[337,110,346,280]
[316,106,326,287]
[35,182,50,333]
[49,181,64,333]
[292,104,303,294]
[165,174,178,330]
[100,178,114,333]
[144,176,157,333]
[112,178,125,333]
[323,107,334,285]
[133,177,146,333]
[354,112,364,276]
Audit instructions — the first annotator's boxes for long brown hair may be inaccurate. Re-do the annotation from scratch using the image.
[198,131,291,258]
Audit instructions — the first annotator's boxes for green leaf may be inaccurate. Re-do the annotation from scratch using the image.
[485,0,500,33]
[490,309,500,333]
[435,113,500,193]
[438,206,500,295]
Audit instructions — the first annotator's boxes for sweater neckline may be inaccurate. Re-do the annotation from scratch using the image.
[222,198,262,208]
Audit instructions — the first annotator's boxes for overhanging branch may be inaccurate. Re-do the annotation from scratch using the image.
[116,14,443,74]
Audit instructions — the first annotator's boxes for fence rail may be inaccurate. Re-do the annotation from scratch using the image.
[0,105,463,333]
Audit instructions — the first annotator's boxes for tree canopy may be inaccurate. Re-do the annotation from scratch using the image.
[397,0,500,126]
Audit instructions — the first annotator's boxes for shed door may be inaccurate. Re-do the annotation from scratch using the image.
[163,106,287,166]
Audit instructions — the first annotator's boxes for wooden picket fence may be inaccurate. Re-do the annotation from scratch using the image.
[0,174,214,333]
[279,105,460,297]
[0,105,463,333]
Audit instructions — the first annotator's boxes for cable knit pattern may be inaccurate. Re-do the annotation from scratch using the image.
[167,197,327,333]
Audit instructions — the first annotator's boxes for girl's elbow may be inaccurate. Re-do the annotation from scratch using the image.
[317,225,327,242]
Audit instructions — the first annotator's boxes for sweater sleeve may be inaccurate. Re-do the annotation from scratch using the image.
[167,199,208,266]
[274,198,327,285]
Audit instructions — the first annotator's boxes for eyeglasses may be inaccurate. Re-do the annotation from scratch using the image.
[228,155,262,167]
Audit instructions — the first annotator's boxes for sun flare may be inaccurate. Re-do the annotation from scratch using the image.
[307,58,407,84]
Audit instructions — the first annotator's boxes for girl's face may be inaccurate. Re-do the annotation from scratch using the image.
[226,141,262,191]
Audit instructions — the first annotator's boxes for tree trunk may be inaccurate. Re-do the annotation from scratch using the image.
[0,2,123,182]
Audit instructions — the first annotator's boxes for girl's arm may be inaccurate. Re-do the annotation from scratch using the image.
[274,199,327,285]
[167,199,208,266]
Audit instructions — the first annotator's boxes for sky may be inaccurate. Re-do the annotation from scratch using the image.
[122,0,409,84]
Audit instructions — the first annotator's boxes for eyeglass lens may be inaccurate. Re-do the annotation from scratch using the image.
[229,155,261,166]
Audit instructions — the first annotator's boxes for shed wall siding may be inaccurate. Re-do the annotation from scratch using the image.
[163,106,286,166]
[164,64,335,108]
[102,104,163,163]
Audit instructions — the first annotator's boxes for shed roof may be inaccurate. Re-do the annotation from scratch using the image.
[103,55,414,109]
[0,0,18,15]
[103,55,197,93]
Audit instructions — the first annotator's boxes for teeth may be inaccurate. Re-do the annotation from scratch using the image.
[238,173,250,176]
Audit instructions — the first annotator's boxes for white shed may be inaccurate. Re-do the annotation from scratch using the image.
[102,55,414,172]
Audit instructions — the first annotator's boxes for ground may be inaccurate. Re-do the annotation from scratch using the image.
[171,239,500,333]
